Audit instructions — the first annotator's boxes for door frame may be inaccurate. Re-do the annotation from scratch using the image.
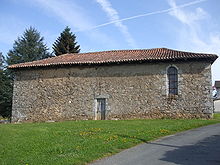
[96,98,106,120]
[94,95,109,120]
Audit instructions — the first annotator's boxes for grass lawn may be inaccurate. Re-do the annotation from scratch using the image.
[0,116,220,165]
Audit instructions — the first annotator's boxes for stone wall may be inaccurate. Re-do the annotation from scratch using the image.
[11,61,213,122]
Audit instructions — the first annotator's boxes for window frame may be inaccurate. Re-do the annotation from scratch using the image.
[167,66,178,95]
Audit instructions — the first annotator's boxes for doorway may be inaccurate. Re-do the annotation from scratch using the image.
[96,98,106,120]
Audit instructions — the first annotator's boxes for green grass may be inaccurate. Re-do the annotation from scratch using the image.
[213,113,220,120]
[0,116,220,165]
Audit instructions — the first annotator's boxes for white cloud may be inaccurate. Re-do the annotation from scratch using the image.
[30,0,117,50]
[168,0,207,25]
[95,0,137,48]
[32,0,92,31]
[167,0,220,83]
[82,0,207,32]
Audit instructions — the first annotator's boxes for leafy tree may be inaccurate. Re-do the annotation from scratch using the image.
[7,27,52,65]
[0,53,12,118]
[53,26,80,56]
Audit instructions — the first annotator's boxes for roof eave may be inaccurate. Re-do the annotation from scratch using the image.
[7,56,218,70]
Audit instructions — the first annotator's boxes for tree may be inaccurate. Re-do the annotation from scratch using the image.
[7,27,52,65]
[4,27,51,118]
[0,52,4,69]
[52,26,80,56]
[0,53,12,118]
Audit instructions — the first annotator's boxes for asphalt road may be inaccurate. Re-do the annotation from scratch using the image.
[91,123,220,165]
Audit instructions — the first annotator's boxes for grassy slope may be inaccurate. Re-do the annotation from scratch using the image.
[0,117,220,165]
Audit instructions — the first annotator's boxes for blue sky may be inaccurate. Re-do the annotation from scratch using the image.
[0,0,219,83]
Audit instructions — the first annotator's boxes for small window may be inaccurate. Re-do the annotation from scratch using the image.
[168,66,178,95]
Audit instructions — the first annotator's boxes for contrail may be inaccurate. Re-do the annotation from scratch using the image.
[75,0,207,32]
[95,0,137,48]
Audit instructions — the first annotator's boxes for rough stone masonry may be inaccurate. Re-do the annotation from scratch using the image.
[8,48,218,122]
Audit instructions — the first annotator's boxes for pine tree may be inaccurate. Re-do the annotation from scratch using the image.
[7,27,52,65]
[0,53,12,118]
[0,52,4,70]
[53,26,80,56]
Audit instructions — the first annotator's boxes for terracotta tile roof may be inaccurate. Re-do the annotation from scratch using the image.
[8,48,218,69]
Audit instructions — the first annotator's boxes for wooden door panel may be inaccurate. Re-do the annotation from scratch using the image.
[96,98,106,120]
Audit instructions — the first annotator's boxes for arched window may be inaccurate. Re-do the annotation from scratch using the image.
[168,66,178,95]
